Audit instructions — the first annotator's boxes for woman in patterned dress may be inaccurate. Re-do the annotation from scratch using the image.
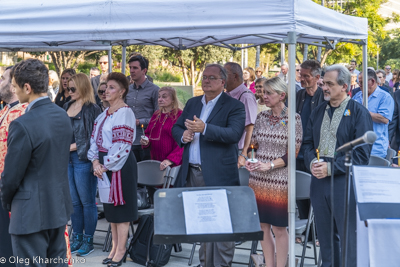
[246,77,302,267]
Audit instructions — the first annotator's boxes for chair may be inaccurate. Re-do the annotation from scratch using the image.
[369,155,391,166]
[103,160,171,251]
[295,170,318,267]
[386,148,396,164]
[166,165,181,188]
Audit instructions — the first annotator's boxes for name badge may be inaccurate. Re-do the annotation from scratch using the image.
[344,109,351,116]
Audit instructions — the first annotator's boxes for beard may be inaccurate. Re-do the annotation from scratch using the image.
[0,84,13,103]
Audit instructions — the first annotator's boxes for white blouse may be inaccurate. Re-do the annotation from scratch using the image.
[87,106,136,172]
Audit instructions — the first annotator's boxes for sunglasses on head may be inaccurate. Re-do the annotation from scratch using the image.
[67,87,76,93]
[98,90,106,95]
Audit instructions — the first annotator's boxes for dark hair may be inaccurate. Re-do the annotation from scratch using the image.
[107,72,129,98]
[128,55,149,70]
[10,59,48,94]
[351,59,357,65]
[90,67,100,72]
[5,65,14,71]
[300,60,322,77]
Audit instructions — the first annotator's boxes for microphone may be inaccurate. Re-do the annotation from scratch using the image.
[336,131,377,153]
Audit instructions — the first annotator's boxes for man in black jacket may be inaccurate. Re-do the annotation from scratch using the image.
[389,89,400,164]
[295,60,325,225]
[0,59,73,266]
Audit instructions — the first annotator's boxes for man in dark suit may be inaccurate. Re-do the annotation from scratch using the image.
[0,59,73,266]
[172,64,245,267]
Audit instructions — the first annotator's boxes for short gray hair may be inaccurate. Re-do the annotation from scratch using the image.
[281,63,289,69]
[48,70,59,82]
[376,69,386,78]
[224,62,243,82]
[264,76,288,102]
[300,60,322,77]
[205,63,228,88]
[325,64,351,92]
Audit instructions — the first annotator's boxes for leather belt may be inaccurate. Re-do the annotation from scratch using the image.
[189,163,202,172]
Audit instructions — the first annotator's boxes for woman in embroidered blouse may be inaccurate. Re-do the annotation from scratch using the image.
[243,67,256,93]
[140,87,183,170]
[245,77,302,267]
[88,72,137,267]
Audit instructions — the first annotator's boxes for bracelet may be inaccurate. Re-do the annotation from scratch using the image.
[240,153,249,160]
[270,161,275,170]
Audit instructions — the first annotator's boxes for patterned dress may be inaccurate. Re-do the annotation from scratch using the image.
[249,109,302,227]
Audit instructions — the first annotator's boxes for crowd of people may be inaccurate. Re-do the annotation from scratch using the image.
[0,53,399,267]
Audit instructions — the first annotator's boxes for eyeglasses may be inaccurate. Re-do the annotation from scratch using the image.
[255,85,263,89]
[67,87,76,93]
[98,90,106,95]
[386,67,391,70]
[202,75,222,81]
[256,71,262,73]
[99,62,108,65]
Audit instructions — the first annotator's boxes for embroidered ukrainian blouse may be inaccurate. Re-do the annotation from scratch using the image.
[87,106,136,171]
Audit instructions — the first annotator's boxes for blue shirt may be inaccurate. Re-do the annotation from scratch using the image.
[353,87,394,157]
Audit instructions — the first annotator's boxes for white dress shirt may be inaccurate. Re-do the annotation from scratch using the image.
[188,92,223,164]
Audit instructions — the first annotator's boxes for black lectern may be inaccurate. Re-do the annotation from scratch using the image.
[153,186,263,244]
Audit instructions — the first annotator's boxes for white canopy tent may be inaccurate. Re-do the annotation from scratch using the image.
[0,0,368,266]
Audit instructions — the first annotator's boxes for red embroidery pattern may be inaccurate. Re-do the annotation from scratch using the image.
[95,115,110,151]
[112,125,134,145]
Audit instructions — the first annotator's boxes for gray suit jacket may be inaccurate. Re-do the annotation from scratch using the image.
[0,98,73,235]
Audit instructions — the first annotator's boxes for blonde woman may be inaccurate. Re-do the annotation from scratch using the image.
[246,77,302,267]
[64,73,101,256]
[140,87,183,170]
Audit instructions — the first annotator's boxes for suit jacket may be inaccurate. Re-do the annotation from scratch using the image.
[0,98,73,235]
[389,90,400,149]
[172,92,245,187]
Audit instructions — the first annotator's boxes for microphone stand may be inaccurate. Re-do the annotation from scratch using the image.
[341,143,368,267]
[341,150,352,267]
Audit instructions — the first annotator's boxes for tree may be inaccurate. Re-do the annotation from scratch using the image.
[163,46,232,86]
[306,0,400,66]
[378,28,400,68]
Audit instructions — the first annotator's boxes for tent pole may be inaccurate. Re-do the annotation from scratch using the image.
[362,40,368,109]
[281,43,285,65]
[255,46,260,68]
[303,44,308,61]
[287,31,297,267]
[108,48,112,73]
[121,42,127,75]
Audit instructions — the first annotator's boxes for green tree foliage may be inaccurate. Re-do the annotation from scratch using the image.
[163,45,232,86]
[308,0,399,66]
[378,28,400,68]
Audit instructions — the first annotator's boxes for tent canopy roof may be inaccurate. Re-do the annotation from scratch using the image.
[0,0,368,51]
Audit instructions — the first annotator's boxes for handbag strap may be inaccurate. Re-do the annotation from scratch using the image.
[146,222,155,266]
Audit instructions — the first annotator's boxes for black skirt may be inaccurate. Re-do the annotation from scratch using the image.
[99,151,138,223]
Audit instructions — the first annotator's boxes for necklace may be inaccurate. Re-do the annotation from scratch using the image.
[149,111,170,140]
[266,106,288,129]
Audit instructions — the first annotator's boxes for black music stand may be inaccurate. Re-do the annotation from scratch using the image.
[153,186,263,245]
[153,186,263,244]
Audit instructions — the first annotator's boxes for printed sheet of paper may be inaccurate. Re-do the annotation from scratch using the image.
[182,189,233,235]
[353,166,400,203]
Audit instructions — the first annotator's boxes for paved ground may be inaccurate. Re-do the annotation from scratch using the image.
[69,217,320,267]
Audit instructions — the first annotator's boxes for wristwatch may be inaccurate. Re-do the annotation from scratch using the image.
[270,161,275,170]
[240,153,249,160]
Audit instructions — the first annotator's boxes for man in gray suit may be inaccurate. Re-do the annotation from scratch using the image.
[172,64,245,267]
[1,59,73,267]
